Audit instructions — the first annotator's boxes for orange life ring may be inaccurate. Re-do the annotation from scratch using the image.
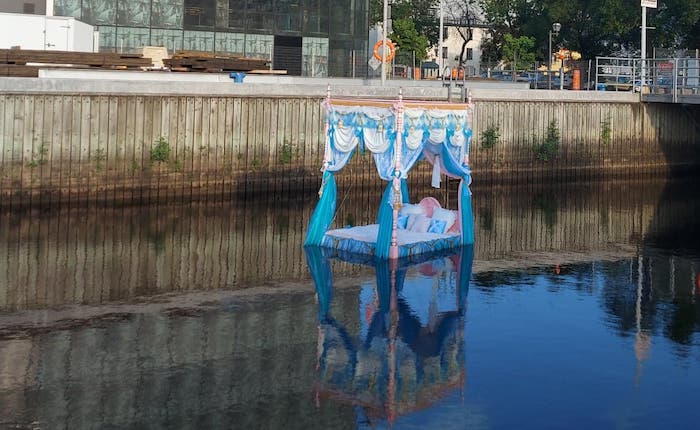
[373,39,396,62]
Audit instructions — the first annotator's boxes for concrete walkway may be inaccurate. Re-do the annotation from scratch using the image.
[0,69,639,103]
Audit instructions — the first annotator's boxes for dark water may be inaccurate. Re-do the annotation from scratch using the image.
[0,178,699,429]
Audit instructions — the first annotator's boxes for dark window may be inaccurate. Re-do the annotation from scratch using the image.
[273,35,302,75]
[466,48,473,61]
[184,0,216,29]
[23,3,35,14]
[302,0,327,35]
[275,0,301,33]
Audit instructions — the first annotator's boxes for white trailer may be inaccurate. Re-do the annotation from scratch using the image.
[0,12,98,52]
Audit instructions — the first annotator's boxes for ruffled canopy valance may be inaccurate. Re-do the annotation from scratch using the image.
[324,102,473,181]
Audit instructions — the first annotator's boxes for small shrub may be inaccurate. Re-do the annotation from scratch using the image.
[480,125,500,149]
[534,120,560,161]
[93,148,106,171]
[279,141,294,164]
[27,142,49,168]
[600,117,611,146]
[150,137,171,163]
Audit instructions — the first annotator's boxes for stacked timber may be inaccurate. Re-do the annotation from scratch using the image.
[164,50,270,73]
[0,49,153,77]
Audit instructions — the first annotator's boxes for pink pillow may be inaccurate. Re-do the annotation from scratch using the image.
[419,197,441,217]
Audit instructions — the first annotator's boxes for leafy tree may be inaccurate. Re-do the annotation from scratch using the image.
[501,34,536,70]
[478,0,700,61]
[390,18,430,64]
[652,0,700,51]
[370,0,440,46]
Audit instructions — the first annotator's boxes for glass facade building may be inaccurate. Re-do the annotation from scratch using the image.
[53,0,369,77]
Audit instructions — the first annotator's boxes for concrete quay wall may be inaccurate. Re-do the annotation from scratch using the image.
[0,76,698,206]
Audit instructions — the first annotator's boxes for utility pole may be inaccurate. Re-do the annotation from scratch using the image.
[641,1,657,93]
[382,0,388,86]
[438,0,444,77]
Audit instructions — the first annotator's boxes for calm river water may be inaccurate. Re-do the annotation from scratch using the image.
[0,177,699,429]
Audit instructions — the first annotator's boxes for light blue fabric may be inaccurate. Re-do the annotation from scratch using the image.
[374,182,395,259]
[304,171,337,246]
[459,180,475,245]
[304,246,333,321]
[372,149,396,180]
[320,230,463,259]
[428,219,447,234]
[457,245,474,309]
[397,215,409,229]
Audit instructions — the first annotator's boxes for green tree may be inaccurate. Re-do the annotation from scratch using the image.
[370,0,440,46]
[390,18,430,64]
[652,0,700,50]
[478,0,700,61]
[501,34,536,70]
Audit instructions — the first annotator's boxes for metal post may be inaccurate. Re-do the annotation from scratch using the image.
[438,0,444,77]
[548,30,552,89]
[641,6,647,97]
[352,50,355,78]
[382,0,388,86]
[548,23,560,89]
[560,58,564,90]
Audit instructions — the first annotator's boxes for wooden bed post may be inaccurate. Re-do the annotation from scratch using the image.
[390,89,404,260]
[322,85,331,174]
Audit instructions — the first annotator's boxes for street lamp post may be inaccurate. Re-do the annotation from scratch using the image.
[548,22,561,90]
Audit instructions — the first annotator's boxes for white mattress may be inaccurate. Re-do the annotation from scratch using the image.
[326,224,459,246]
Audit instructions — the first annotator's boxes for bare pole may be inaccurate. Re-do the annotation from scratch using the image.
[641,5,647,93]
[548,30,553,89]
[382,0,388,86]
[438,0,444,76]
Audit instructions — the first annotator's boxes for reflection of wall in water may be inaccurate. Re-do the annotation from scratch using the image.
[0,180,684,311]
[0,289,363,428]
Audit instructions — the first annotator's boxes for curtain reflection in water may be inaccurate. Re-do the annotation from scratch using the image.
[306,245,473,425]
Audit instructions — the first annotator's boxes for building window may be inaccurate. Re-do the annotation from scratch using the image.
[442,46,447,59]
[184,0,216,29]
[466,48,473,61]
[23,3,35,14]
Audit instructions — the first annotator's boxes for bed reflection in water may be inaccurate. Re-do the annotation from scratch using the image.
[305,246,473,425]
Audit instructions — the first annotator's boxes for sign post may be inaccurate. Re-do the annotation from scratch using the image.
[640,1,657,94]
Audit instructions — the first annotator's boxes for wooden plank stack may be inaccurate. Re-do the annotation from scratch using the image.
[0,49,153,77]
[164,50,269,73]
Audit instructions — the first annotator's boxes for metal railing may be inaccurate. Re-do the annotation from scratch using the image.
[642,58,700,102]
[595,56,700,102]
[594,57,638,91]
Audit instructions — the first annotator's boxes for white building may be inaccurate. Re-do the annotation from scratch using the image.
[427,26,486,77]
[0,0,98,51]
[0,12,98,51]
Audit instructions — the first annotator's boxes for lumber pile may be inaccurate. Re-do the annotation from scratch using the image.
[164,50,269,73]
[0,49,153,77]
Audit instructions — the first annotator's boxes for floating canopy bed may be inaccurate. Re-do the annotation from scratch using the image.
[305,90,475,260]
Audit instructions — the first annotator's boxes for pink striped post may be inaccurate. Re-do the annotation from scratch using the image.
[389,89,405,260]
[322,85,332,172]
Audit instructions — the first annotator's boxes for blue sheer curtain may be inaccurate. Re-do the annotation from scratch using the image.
[459,179,475,245]
[375,178,410,259]
[304,171,337,246]
[304,246,333,321]
[374,181,394,259]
